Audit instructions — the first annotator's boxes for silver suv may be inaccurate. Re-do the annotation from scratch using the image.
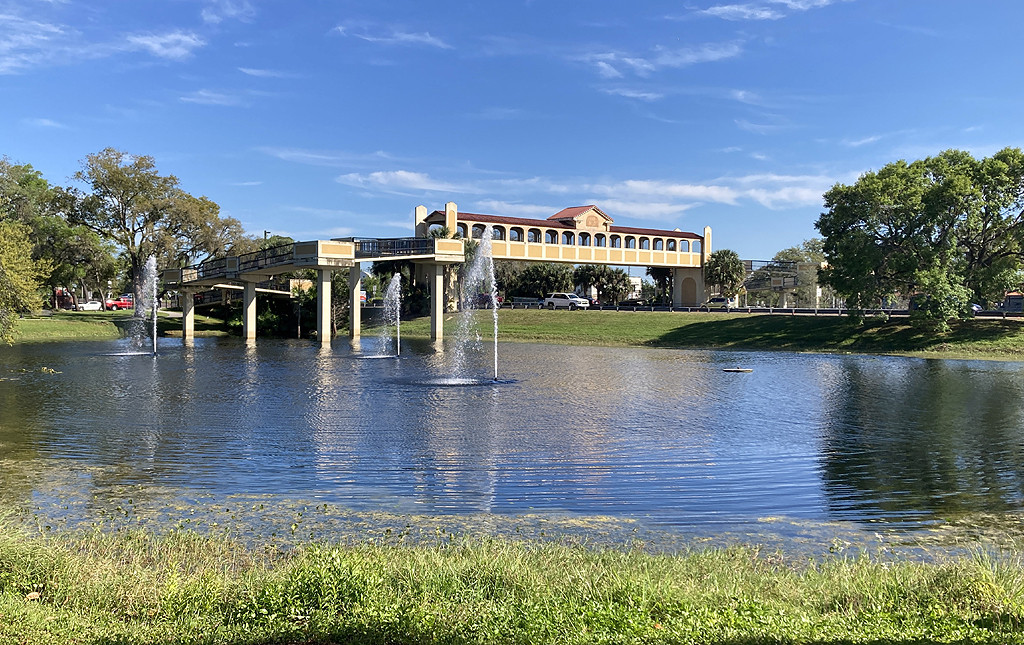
[544,292,590,310]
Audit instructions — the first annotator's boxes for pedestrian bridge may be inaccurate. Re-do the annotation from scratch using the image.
[162,201,713,343]
[162,236,464,343]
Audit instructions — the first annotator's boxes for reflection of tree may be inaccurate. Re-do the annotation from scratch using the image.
[818,359,1024,523]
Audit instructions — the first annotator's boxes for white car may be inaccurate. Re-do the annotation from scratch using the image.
[543,292,590,310]
[76,300,103,311]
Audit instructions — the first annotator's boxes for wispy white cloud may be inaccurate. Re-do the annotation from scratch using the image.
[0,13,68,73]
[336,170,468,194]
[335,23,452,49]
[257,146,397,167]
[127,31,205,60]
[470,200,562,218]
[841,134,881,147]
[201,0,256,25]
[696,4,785,20]
[602,87,664,101]
[180,89,245,106]
[578,41,741,79]
[239,67,292,78]
[228,180,263,186]
[693,0,844,21]
[22,117,67,128]
[735,117,789,134]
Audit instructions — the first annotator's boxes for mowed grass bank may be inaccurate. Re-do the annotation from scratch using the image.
[11,310,227,343]
[392,309,1024,359]
[2,525,1023,644]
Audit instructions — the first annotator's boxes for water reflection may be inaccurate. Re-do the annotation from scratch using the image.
[1,339,1023,546]
[819,356,1024,522]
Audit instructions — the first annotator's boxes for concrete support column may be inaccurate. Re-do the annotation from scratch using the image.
[672,269,684,308]
[242,281,257,341]
[348,262,361,338]
[430,263,444,341]
[182,289,195,340]
[316,268,332,344]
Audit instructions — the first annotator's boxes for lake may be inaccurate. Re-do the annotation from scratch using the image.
[1,335,1022,553]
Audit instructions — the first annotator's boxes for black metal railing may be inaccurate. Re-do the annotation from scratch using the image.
[351,237,434,259]
[238,243,295,273]
[196,257,229,280]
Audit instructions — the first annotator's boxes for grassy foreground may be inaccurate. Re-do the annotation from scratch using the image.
[2,525,1023,644]
[394,309,1024,359]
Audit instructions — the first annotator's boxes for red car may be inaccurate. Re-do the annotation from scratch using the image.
[104,295,134,310]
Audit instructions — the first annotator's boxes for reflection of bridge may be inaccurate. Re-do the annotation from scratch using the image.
[162,202,712,343]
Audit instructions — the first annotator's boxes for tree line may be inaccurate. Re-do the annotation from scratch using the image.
[816,147,1024,326]
[0,149,266,342]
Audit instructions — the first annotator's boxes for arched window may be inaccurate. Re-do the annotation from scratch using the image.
[545,230,559,244]
[472,224,486,239]
[610,235,622,248]
[491,226,506,241]
[528,228,542,243]
[579,232,591,246]
[667,240,676,251]
[692,240,702,254]
[625,236,636,249]
[562,231,575,245]
[595,234,607,247]
[679,239,689,252]
[456,223,468,239]
[509,227,524,242]
[653,239,663,251]
[640,237,650,250]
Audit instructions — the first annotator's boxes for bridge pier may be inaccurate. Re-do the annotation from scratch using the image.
[182,288,196,340]
[430,262,444,340]
[242,280,257,340]
[316,269,332,344]
[349,263,361,338]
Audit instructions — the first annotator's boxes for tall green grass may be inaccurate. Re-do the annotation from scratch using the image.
[2,524,1022,643]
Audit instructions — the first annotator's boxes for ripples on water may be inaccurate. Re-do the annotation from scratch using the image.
[1,337,1023,552]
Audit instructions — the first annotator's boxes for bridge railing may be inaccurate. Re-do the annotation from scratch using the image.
[351,237,434,259]
[238,243,296,273]
[197,257,229,280]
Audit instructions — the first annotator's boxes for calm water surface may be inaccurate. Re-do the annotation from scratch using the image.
[1,336,1022,549]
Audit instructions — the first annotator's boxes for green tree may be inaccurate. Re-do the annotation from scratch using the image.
[0,220,46,343]
[60,148,234,316]
[645,266,672,304]
[594,266,632,304]
[704,249,746,298]
[815,149,1023,325]
[516,263,574,298]
[2,159,115,306]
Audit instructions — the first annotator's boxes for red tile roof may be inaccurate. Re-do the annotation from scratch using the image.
[548,205,599,221]
[428,206,701,239]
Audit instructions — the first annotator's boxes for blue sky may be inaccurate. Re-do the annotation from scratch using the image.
[2,0,1023,260]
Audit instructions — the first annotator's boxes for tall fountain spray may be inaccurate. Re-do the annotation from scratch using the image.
[452,227,500,381]
[142,256,158,356]
[376,273,403,357]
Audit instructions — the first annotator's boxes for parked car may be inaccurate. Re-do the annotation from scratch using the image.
[544,292,590,310]
[76,300,103,311]
[701,297,732,310]
[617,298,647,307]
[475,293,504,308]
[104,295,134,310]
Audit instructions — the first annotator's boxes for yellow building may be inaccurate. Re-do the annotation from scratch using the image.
[416,202,710,306]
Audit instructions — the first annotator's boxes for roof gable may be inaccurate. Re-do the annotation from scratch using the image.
[547,205,611,226]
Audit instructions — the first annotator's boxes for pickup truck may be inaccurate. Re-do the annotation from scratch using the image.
[104,295,134,310]
[543,292,589,310]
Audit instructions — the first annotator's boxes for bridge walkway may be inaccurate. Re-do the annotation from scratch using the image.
[161,237,464,343]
